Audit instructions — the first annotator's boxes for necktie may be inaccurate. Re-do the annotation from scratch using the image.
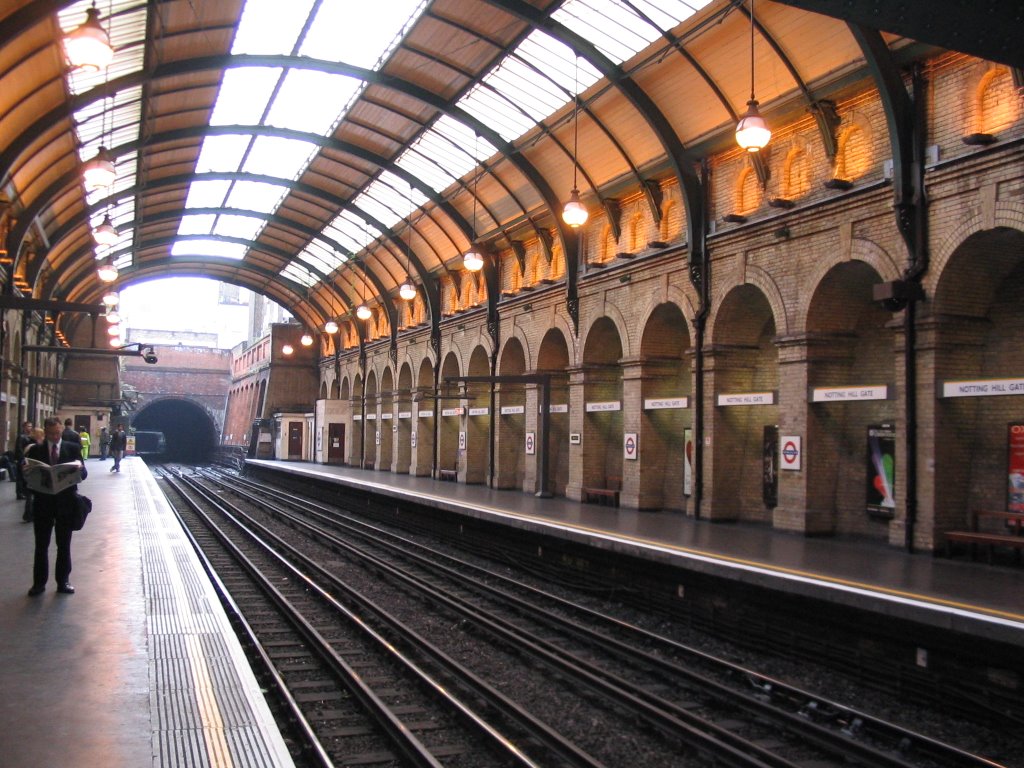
[51,443,59,464]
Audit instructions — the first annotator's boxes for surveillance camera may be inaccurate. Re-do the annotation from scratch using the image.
[143,353,158,364]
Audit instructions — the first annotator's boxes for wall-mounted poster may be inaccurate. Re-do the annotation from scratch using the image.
[762,425,778,508]
[683,428,693,497]
[867,423,896,518]
[1009,423,1024,513]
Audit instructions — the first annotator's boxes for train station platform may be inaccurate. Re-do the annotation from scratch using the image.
[247,459,1024,648]
[0,456,294,768]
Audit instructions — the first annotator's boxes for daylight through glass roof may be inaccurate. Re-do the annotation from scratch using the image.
[59,0,716,306]
[175,0,425,264]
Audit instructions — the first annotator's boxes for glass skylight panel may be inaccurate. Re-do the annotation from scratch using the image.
[297,241,343,275]
[281,262,319,288]
[300,0,425,67]
[232,0,316,55]
[186,181,232,210]
[196,135,251,173]
[355,172,426,230]
[225,181,289,214]
[395,150,454,194]
[266,70,361,136]
[171,240,247,260]
[486,57,566,121]
[242,135,319,181]
[458,83,538,143]
[214,214,266,242]
[323,211,378,254]
[552,0,714,64]
[179,214,217,236]
[210,69,280,126]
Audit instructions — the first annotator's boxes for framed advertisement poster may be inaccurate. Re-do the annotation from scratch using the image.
[762,425,778,508]
[1009,423,1024,513]
[683,428,693,497]
[867,423,896,518]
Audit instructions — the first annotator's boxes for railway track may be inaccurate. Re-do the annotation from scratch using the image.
[159,465,1009,768]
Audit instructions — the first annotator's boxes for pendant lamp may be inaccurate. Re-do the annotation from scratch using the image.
[562,57,589,228]
[735,0,771,152]
[63,3,113,72]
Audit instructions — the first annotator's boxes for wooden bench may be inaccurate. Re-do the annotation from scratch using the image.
[972,510,1024,535]
[582,476,621,507]
[438,469,457,482]
[945,531,1024,564]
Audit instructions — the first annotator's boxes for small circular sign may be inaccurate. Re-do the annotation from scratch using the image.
[782,440,799,465]
[624,434,637,458]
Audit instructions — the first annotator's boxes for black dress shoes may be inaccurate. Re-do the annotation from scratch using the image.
[56,583,75,594]
[28,585,45,596]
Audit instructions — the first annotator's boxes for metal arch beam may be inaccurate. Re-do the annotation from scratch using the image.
[0,52,562,234]
[4,122,454,285]
[772,0,1024,69]
[483,0,705,324]
[14,167,405,322]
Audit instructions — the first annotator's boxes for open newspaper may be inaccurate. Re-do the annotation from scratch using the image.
[23,458,84,495]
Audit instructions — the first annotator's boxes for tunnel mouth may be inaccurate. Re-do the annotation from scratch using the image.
[128,398,218,464]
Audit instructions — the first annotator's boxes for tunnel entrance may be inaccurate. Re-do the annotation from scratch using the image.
[129,398,219,463]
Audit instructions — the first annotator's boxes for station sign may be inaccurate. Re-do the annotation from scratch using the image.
[417,409,434,418]
[780,435,802,471]
[366,412,377,420]
[381,412,392,420]
[398,411,412,419]
[811,385,888,402]
[525,431,535,455]
[623,432,638,460]
[442,407,464,416]
[586,400,621,412]
[942,377,1024,398]
[717,391,775,406]
[500,405,525,415]
[353,414,362,421]
[644,397,688,410]
[468,407,489,416]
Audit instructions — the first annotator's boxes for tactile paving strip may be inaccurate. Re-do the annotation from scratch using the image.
[133,467,294,767]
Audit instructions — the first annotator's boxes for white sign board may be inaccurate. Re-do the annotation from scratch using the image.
[717,392,775,406]
[468,407,489,416]
[442,407,464,417]
[381,412,392,420]
[942,378,1024,398]
[500,405,525,415]
[586,401,621,412]
[398,411,412,419]
[644,397,689,410]
[812,385,888,402]
[417,410,434,418]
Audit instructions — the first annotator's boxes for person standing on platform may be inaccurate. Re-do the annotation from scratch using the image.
[14,420,34,500]
[79,429,91,460]
[108,423,127,472]
[26,417,87,596]
[99,426,109,460]
[21,427,45,523]
[62,418,81,445]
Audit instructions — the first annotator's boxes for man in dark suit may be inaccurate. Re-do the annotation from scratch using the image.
[62,418,82,445]
[26,417,88,596]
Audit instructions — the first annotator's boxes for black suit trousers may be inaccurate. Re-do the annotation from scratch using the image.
[33,506,73,587]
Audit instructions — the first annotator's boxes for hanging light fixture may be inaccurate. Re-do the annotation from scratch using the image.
[400,186,418,299]
[300,332,313,346]
[105,309,120,324]
[97,256,118,283]
[324,273,339,334]
[63,2,113,72]
[562,57,589,228]
[735,0,771,152]
[282,343,294,356]
[93,213,118,246]
[82,146,116,190]
[463,134,485,272]
[102,290,119,307]
[356,226,373,320]
[106,323,121,336]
